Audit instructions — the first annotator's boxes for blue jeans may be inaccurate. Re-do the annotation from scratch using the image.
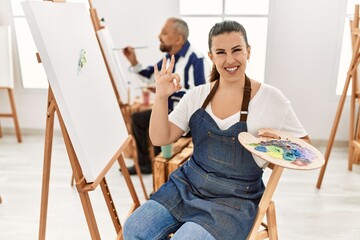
[123,200,216,240]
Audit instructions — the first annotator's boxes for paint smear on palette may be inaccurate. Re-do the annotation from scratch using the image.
[249,139,317,166]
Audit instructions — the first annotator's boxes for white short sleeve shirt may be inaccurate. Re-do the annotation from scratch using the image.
[169,82,307,168]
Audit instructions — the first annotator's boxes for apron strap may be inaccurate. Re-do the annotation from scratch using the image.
[201,79,219,109]
[201,75,252,122]
[240,75,251,122]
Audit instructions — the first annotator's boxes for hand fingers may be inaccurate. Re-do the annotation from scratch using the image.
[158,55,175,75]
[174,83,182,91]
[122,46,133,53]
[171,73,180,86]
[154,62,159,75]
[160,57,167,75]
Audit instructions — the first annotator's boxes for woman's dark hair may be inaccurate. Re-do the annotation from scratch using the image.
[208,20,249,82]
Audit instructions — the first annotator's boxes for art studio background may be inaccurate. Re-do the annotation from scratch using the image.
[1,1,360,240]
[0,0,353,143]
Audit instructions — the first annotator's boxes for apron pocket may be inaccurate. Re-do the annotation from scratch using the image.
[207,131,236,166]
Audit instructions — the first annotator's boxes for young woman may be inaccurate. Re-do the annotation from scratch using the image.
[123,20,310,240]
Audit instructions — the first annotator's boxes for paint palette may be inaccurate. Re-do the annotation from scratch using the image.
[238,128,325,170]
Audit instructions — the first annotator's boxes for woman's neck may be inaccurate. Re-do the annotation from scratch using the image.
[218,77,245,91]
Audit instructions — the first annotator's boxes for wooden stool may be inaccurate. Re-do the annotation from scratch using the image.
[152,137,192,192]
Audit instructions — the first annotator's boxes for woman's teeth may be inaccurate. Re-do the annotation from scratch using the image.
[226,67,237,72]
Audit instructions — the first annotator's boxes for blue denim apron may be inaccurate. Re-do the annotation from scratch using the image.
[151,76,265,240]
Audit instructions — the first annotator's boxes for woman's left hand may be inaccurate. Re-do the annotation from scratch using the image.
[154,55,182,100]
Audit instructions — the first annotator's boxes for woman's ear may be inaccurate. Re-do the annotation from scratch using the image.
[208,52,213,62]
[247,45,251,60]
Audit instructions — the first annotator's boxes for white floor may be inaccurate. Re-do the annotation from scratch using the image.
[0,131,360,239]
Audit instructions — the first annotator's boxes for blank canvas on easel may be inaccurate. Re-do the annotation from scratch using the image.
[0,25,13,88]
[97,28,129,104]
[22,1,128,182]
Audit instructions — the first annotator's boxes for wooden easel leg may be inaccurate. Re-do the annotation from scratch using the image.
[0,120,2,138]
[317,74,351,188]
[100,178,121,233]
[76,183,101,240]
[349,51,360,170]
[116,231,124,240]
[349,6,360,170]
[38,92,56,240]
[131,138,149,200]
[119,105,149,200]
[316,36,360,189]
[56,108,101,239]
[349,78,356,171]
[7,88,22,143]
[70,173,74,186]
[115,153,141,240]
[117,153,141,215]
[353,106,360,165]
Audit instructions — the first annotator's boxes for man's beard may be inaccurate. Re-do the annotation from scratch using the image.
[160,43,171,53]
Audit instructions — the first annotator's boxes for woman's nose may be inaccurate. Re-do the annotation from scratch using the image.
[226,53,235,63]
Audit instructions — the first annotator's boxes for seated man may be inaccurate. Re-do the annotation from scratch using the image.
[123,17,209,174]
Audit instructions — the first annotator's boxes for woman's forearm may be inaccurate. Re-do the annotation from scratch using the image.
[149,96,171,146]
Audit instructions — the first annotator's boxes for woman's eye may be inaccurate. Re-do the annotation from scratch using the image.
[233,48,242,53]
[216,51,225,55]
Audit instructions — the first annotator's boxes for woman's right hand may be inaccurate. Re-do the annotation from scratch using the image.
[154,55,182,100]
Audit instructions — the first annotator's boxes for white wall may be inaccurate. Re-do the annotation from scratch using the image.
[0,0,351,141]
[266,0,348,141]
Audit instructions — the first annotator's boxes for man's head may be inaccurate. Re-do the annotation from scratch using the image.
[158,18,189,55]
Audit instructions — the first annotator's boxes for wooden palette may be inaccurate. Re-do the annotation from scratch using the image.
[238,128,325,170]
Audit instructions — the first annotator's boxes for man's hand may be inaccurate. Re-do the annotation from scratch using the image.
[122,46,138,66]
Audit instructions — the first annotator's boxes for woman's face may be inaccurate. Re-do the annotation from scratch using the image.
[208,31,250,82]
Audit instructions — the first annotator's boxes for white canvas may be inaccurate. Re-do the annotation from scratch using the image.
[97,28,129,104]
[0,25,14,88]
[22,1,128,182]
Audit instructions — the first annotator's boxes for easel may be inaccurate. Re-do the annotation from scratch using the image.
[30,1,140,239]
[316,4,360,189]
[87,0,149,200]
[0,25,22,143]
[0,87,22,142]
[38,87,140,240]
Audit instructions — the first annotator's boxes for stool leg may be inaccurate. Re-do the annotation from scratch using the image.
[266,201,278,240]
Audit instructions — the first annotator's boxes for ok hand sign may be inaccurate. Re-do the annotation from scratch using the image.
[154,55,182,99]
